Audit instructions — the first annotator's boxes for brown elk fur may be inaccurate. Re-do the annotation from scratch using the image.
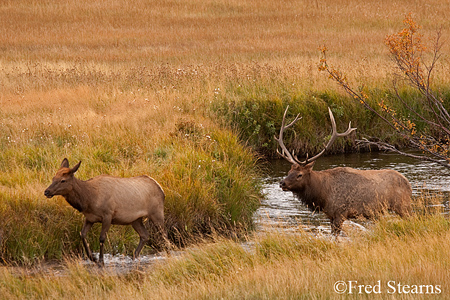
[280,161,412,234]
[45,158,167,265]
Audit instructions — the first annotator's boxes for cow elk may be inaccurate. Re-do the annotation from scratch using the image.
[275,106,412,234]
[45,158,168,265]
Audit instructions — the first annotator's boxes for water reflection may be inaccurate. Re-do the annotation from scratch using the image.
[81,253,168,274]
[255,151,450,233]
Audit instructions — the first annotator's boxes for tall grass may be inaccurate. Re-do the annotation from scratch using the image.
[1,203,449,299]
[2,0,449,66]
[0,77,262,263]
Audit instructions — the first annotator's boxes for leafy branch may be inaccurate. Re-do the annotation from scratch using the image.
[318,14,450,168]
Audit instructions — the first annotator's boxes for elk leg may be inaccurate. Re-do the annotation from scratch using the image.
[131,218,150,259]
[331,217,344,236]
[80,220,96,262]
[149,211,170,249]
[98,218,112,266]
[394,202,412,218]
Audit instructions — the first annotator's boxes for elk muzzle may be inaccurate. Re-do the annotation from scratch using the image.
[279,180,289,191]
[44,189,54,198]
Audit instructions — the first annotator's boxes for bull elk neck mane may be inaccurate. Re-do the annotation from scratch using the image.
[275,106,412,234]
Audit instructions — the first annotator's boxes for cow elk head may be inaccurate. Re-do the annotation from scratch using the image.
[44,158,81,198]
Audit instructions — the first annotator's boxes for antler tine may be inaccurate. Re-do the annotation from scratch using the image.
[282,105,301,129]
[302,107,357,165]
[327,107,356,137]
[274,106,302,164]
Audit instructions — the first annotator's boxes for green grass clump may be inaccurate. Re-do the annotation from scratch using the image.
[212,76,450,157]
[212,80,384,156]
[160,127,262,245]
[0,192,82,265]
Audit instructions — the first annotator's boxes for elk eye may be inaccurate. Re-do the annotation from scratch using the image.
[61,179,66,183]
[297,173,303,178]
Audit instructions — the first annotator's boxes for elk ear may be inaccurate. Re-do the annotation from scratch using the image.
[70,161,82,174]
[304,161,315,170]
[60,158,70,169]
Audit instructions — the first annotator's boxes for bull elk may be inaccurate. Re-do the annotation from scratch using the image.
[275,106,412,234]
[44,158,168,265]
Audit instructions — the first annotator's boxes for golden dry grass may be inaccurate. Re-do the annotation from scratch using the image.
[2,0,450,81]
[1,0,450,298]
[1,212,449,299]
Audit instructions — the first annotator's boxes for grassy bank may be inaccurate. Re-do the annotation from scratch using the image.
[1,0,450,266]
[211,77,442,156]
[1,206,449,299]
[0,80,263,263]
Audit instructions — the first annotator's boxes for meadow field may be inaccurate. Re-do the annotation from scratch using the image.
[1,0,450,298]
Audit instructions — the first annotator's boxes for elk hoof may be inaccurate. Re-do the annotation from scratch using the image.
[96,259,105,267]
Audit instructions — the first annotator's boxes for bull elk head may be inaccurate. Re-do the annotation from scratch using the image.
[276,106,357,192]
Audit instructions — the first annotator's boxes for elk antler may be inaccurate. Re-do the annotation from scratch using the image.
[302,107,357,164]
[274,105,303,165]
[275,106,357,165]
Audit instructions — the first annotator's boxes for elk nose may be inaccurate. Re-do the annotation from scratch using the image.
[279,180,285,189]
[44,189,52,198]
